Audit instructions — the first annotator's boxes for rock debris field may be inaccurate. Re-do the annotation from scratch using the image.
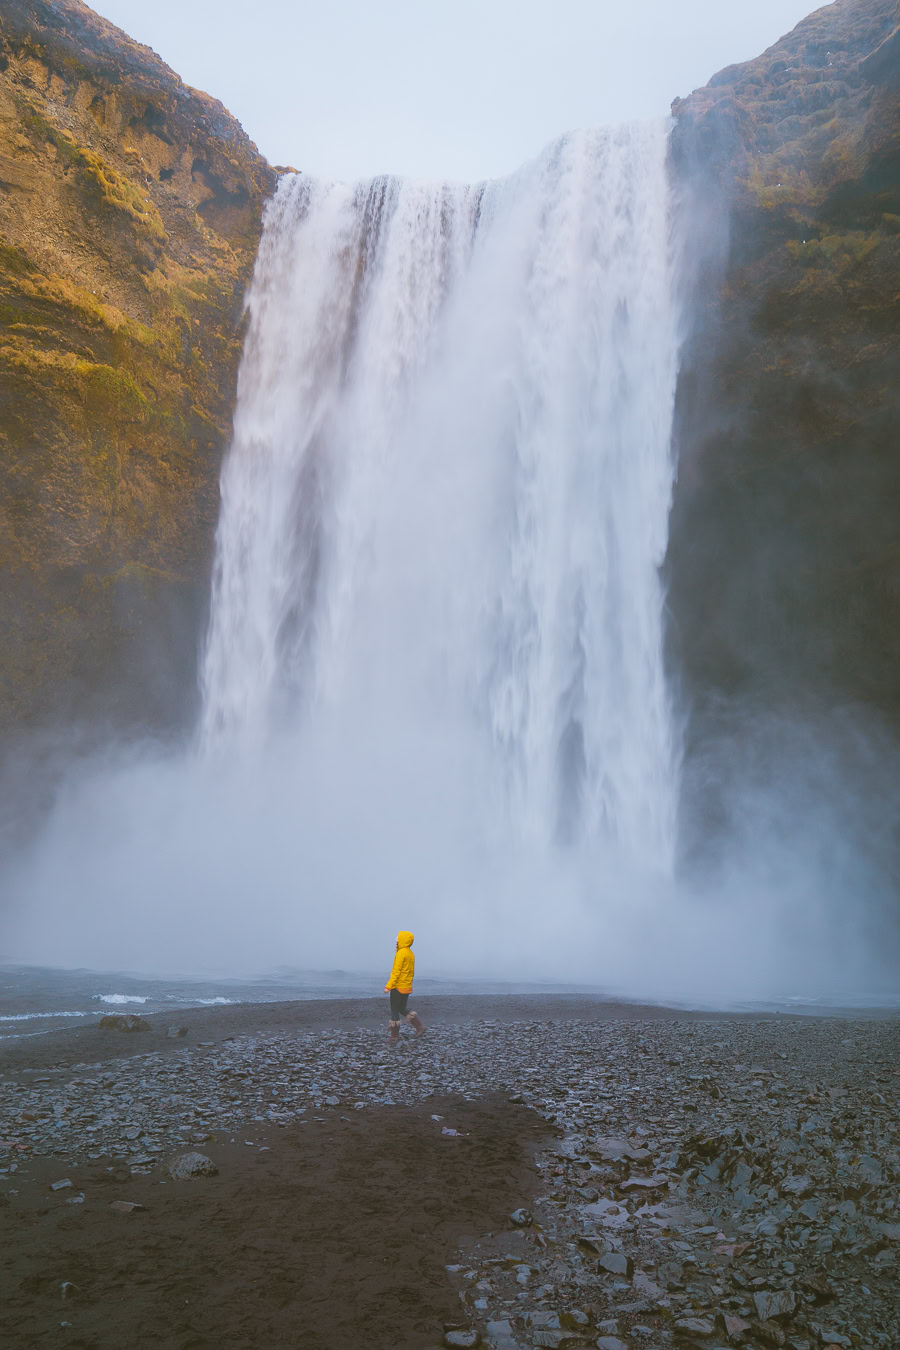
[1,998,898,1350]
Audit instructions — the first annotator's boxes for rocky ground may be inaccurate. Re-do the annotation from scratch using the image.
[0,998,898,1349]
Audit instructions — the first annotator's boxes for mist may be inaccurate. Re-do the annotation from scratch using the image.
[4,696,898,1004]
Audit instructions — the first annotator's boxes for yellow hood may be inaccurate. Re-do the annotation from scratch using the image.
[385,931,416,993]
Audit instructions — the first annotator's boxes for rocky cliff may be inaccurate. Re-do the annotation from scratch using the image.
[0,0,276,738]
[668,0,900,790]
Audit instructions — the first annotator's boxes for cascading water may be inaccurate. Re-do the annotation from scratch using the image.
[201,123,681,873]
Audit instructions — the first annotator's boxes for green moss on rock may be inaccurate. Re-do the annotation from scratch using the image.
[0,0,276,736]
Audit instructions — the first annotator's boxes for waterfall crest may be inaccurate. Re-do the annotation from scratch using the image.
[201,123,681,871]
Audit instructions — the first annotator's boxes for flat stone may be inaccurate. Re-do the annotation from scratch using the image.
[753,1290,796,1322]
[853,1154,883,1184]
[779,1174,814,1198]
[484,1321,516,1350]
[723,1314,752,1339]
[798,1274,833,1303]
[752,1321,786,1348]
[595,1340,629,1350]
[590,1136,630,1160]
[598,1252,633,1277]
[620,1174,668,1193]
[443,1332,481,1348]
[50,1179,73,1191]
[633,1271,667,1301]
[110,1200,146,1213]
[673,1316,715,1337]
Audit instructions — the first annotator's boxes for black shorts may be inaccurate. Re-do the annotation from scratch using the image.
[389,989,410,1019]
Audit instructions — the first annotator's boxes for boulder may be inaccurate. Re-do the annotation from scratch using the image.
[98,1014,152,1032]
[163,1151,218,1180]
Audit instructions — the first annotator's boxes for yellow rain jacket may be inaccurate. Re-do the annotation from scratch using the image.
[384,930,415,993]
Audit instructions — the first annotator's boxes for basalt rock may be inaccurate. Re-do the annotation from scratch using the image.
[668,0,900,810]
[164,1150,218,1180]
[0,0,276,744]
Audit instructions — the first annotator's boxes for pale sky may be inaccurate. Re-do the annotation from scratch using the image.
[95,0,824,182]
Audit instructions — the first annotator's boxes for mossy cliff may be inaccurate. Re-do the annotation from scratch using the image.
[3,0,898,760]
[668,0,900,756]
[0,0,276,736]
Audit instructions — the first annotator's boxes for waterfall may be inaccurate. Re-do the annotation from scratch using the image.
[10,122,895,999]
[201,122,681,873]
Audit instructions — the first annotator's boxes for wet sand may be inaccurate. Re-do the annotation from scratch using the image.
[1,1096,546,1350]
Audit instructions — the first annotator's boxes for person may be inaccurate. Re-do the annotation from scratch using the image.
[384,929,425,1042]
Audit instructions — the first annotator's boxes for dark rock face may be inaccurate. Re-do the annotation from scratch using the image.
[0,0,276,741]
[668,0,900,754]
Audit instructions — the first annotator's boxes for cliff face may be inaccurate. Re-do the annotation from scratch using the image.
[3,0,898,772]
[0,0,276,737]
[668,0,900,758]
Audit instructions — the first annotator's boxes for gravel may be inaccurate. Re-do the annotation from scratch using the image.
[1,1007,897,1348]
